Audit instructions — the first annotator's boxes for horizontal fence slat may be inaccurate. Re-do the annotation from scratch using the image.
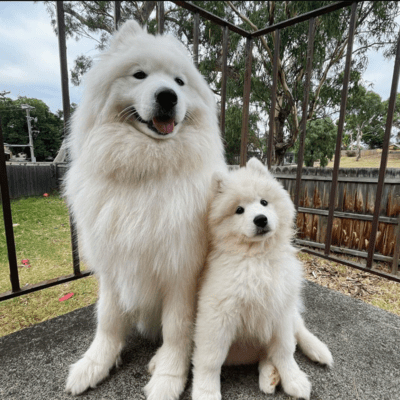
[171,1,250,37]
[299,247,400,283]
[296,238,399,265]
[252,1,354,37]
[0,271,92,302]
[298,207,399,225]
[273,173,400,184]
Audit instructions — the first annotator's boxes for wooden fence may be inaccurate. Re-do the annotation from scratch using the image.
[271,166,400,265]
[3,162,400,266]
[1,162,59,199]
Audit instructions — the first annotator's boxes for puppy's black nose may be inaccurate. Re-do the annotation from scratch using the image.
[253,214,268,228]
[156,89,178,111]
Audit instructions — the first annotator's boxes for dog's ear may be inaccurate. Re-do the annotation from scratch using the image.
[211,171,228,194]
[109,20,145,51]
[246,157,273,178]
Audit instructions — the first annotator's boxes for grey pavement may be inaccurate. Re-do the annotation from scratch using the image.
[1,280,399,400]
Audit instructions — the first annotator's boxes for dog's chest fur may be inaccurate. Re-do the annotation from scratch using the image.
[201,249,302,341]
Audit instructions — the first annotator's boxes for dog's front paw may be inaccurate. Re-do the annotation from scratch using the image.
[281,370,311,400]
[144,373,186,400]
[192,386,222,400]
[259,363,280,394]
[65,356,111,395]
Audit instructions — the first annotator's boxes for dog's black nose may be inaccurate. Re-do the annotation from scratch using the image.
[253,214,268,228]
[156,89,178,111]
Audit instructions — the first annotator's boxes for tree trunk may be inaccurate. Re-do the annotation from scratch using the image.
[356,128,362,161]
[275,150,286,166]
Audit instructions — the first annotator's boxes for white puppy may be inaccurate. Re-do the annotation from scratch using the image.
[64,20,226,400]
[192,158,333,400]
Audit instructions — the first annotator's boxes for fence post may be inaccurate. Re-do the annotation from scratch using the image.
[240,37,253,167]
[294,18,316,210]
[0,116,20,293]
[367,30,400,269]
[324,2,357,255]
[193,12,200,67]
[114,1,121,31]
[267,29,280,170]
[157,1,165,34]
[220,25,229,139]
[56,1,81,276]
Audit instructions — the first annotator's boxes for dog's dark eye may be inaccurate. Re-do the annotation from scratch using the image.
[235,206,245,214]
[260,199,268,206]
[175,78,184,86]
[133,71,147,79]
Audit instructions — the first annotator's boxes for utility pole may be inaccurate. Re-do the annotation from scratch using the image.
[21,104,36,163]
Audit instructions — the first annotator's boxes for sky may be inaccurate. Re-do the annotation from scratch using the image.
[0,1,399,115]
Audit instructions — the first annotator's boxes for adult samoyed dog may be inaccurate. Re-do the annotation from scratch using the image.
[192,158,333,400]
[64,21,226,399]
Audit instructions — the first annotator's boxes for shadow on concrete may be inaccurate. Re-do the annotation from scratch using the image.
[1,281,399,400]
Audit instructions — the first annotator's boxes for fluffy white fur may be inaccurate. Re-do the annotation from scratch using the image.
[64,21,226,399]
[192,158,333,400]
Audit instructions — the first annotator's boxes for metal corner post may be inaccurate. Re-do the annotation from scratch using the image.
[240,37,253,167]
[56,1,81,275]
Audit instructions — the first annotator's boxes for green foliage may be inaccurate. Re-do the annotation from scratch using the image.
[345,86,385,150]
[0,97,63,161]
[293,118,337,167]
[384,93,400,145]
[223,104,262,164]
[38,1,400,163]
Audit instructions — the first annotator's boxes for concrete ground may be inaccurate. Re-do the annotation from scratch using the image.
[1,280,399,400]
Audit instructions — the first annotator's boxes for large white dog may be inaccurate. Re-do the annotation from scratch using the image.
[192,158,333,400]
[64,20,226,400]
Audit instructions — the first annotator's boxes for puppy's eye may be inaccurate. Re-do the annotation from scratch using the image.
[260,199,268,206]
[133,71,147,79]
[235,206,245,214]
[175,78,184,86]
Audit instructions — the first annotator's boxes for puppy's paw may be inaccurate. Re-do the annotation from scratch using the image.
[192,387,222,400]
[65,356,111,395]
[144,373,186,400]
[147,353,158,376]
[259,363,280,394]
[307,342,334,368]
[282,370,311,400]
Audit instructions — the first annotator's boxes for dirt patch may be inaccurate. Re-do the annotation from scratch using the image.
[299,252,400,317]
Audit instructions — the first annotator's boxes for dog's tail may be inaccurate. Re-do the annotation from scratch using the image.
[295,312,333,368]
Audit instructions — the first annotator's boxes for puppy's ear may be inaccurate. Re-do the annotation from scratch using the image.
[246,157,273,178]
[211,171,228,194]
[109,20,145,51]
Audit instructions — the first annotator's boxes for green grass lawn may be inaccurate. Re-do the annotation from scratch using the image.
[326,151,400,168]
[0,193,98,337]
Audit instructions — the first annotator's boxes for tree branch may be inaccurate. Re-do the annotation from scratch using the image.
[64,5,113,34]
[225,0,299,133]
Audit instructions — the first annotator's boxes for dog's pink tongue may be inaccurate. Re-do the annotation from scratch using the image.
[153,117,175,134]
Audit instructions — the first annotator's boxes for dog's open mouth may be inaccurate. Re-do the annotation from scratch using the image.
[130,107,177,136]
[152,117,175,134]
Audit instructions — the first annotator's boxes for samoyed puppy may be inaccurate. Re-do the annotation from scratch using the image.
[64,21,226,400]
[192,158,333,400]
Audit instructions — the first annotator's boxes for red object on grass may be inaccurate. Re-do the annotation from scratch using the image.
[59,293,74,302]
[43,193,49,197]
[22,259,29,265]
